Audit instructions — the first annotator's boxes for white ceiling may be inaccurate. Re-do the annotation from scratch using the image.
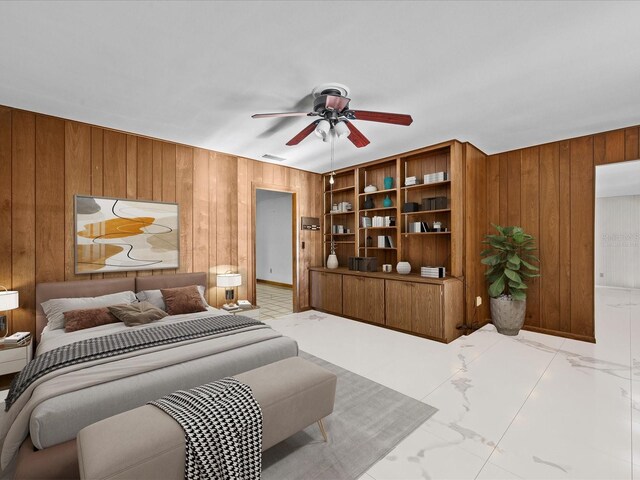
[1,1,640,173]
[596,160,640,198]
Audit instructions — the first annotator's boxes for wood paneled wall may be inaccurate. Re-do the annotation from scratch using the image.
[0,106,323,336]
[486,125,640,342]
[463,143,490,327]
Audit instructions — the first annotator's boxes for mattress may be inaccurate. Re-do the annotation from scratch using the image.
[2,309,298,458]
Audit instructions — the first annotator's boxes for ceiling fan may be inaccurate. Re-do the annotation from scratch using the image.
[251,83,413,148]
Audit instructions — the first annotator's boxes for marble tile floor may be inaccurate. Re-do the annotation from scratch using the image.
[256,282,293,320]
[264,286,640,480]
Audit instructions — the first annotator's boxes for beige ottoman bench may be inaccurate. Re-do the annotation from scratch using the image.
[76,356,337,480]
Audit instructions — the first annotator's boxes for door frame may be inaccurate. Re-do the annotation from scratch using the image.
[252,182,300,312]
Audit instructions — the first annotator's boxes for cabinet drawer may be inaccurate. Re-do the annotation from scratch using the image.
[0,358,26,376]
[0,347,26,363]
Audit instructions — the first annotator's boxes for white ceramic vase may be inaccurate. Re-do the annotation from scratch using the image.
[364,185,378,193]
[396,261,411,274]
[327,254,339,269]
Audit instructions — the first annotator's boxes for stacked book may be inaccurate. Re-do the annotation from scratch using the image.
[361,216,373,228]
[421,266,446,278]
[371,215,394,227]
[404,176,421,186]
[377,235,395,248]
[423,171,448,184]
[408,221,429,233]
[4,331,31,345]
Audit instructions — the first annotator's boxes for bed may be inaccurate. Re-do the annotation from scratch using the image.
[0,272,298,480]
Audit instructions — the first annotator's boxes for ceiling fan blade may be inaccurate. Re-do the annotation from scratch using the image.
[348,110,413,126]
[344,121,370,148]
[252,112,314,119]
[286,120,319,146]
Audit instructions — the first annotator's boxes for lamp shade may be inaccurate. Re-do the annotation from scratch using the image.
[334,120,349,138]
[0,290,19,311]
[314,119,330,140]
[216,274,242,288]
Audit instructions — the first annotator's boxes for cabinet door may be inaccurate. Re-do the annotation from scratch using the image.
[342,275,362,319]
[310,271,343,315]
[412,283,443,338]
[360,277,385,325]
[343,276,385,324]
[385,280,412,331]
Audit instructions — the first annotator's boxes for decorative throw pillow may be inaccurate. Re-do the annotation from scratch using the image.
[42,291,138,331]
[108,301,168,327]
[160,285,207,315]
[63,307,120,333]
[136,286,207,311]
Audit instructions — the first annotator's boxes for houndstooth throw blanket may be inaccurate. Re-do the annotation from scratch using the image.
[5,315,263,411]
[149,378,262,480]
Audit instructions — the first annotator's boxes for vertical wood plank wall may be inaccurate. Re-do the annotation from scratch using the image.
[486,126,640,342]
[0,106,322,336]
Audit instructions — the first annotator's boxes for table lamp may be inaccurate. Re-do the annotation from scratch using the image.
[216,273,242,308]
[0,287,19,338]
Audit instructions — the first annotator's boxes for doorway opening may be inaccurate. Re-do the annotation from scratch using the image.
[594,160,640,344]
[255,189,295,319]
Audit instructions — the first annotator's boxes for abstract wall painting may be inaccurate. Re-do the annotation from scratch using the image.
[75,195,179,274]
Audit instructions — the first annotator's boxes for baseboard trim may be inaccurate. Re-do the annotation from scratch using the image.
[256,279,293,289]
[520,325,596,343]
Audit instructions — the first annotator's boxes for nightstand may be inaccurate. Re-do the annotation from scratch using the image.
[230,306,260,320]
[0,338,32,376]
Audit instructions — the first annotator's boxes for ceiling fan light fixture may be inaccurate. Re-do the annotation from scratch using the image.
[314,119,330,140]
[334,120,349,138]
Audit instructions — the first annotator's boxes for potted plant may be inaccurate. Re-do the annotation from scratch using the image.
[481,225,540,335]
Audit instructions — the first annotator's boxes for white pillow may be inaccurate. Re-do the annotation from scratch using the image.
[41,291,138,331]
[135,285,207,312]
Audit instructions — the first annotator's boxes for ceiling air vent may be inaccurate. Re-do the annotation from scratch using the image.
[262,154,287,162]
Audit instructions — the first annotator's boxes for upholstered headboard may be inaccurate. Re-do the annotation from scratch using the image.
[35,272,208,343]
[35,278,135,343]
[135,272,207,292]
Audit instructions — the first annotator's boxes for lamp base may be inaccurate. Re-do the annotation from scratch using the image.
[0,315,7,339]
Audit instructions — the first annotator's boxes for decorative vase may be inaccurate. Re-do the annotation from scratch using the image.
[384,176,393,189]
[396,261,411,274]
[327,254,339,269]
[364,185,378,193]
[366,236,373,247]
[383,195,392,207]
[490,296,526,335]
[364,196,375,209]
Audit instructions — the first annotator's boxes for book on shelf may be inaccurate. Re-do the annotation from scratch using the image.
[423,172,448,184]
[3,331,31,344]
[420,266,446,278]
[377,235,394,248]
[387,236,395,248]
[361,216,372,228]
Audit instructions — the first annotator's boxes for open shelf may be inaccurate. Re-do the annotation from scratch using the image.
[359,226,396,230]
[401,180,451,190]
[324,211,356,216]
[324,233,355,236]
[324,240,355,244]
[358,188,396,197]
[402,208,451,216]
[359,206,397,213]
[358,247,397,250]
[324,185,355,194]
[402,231,451,235]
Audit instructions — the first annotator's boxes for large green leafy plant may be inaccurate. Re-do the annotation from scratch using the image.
[481,225,540,301]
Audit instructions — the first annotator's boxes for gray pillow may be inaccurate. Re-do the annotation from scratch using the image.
[108,301,168,327]
[41,291,138,331]
[136,285,207,312]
